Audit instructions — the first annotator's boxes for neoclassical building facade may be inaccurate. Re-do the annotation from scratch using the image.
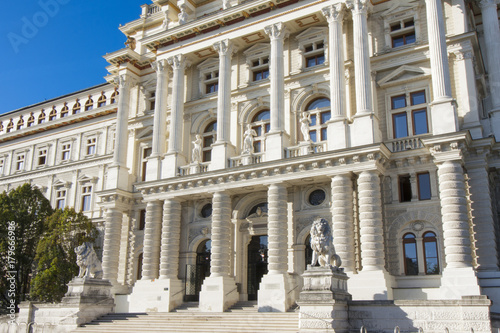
[2,0,500,320]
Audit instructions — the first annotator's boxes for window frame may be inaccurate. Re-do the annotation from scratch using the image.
[417,172,432,200]
[85,137,97,156]
[60,103,69,118]
[37,147,48,167]
[295,27,328,72]
[399,228,441,276]
[81,185,92,212]
[15,153,25,171]
[49,107,57,121]
[197,58,220,97]
[249,110,271,153]
[141,147,152,182]
[402,233,419,276]
[304,98,331,143]
[61,142,72,162]
[38,111,46,124]
[202,121,217,162]
[389,88,429,139]
[422,231,440,275]
[382,8,420,52]
[56,188,66,209]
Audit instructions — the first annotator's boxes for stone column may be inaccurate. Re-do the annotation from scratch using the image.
[425,0,459,134]
[163,54,188,177]
[199,192,238,312]
[322,4,348,150]
[435,158,480,298]
[331,174,355,272]
[258,183,291,312]
[452,0,467,34]
[160,199,182,278]
[141,200,162,280]
[477,0,500,140]
[348,0,381,146]
[264,22,289,161]
[102,208,123,286]
[106,73,135,190]
[211,39,236,170]
[147,59,169,181]
[348,170,393,300]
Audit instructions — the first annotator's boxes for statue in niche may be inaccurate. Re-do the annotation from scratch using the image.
[300,112,312,142]
[192,134,202,163]
[242,124,257,154]
[75,242,103,279]
[309,217,342,268]
[124,36,136,50]
[178,5,188,24]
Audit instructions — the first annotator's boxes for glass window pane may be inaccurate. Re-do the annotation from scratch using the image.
[391,95,406,109]
[307,57,316,67]
[255,72,262,81]
[393,113,408,138]
[203,137,213,147]
[253,110,270,121]
[321,128,327,141]
[307,98,330,110]
[203,150,212,162]
[405,33,416,44]
[254,126,262,136]
[393,36,405,47]
[404,20,415,28]
[411,91,426,105]
[321,111,331,124]
[418,173,431,200]
[265,124,270,133]
[413,109,428,135]
[263,70,269,79]
[254,141,261,153]
[317,54,325,65]
[310,114,317,126]
[309,131,317,142]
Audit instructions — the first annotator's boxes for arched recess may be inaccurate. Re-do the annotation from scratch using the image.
[232,191,269,220]
[191,112,216,135]
[238,100,271,125]
[291,85,329,113]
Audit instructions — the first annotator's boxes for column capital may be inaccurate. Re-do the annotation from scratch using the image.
[151,59,169,73]
[321,3,345,23]
[167,54,190,70]
[114,73,137,89]
[264,22,289,40]
[347,0,371,14]
[212,39,238,57]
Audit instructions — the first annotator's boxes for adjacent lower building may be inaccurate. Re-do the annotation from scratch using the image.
[3,0,500,330]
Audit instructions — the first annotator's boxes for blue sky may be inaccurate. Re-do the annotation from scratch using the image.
[0,0,148,114]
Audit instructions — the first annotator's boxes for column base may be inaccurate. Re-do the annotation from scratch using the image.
[162,152,186,178]
[430,98,459,135]
[257,273,292,312]
[489,108,500,142]
[199,275,239,312]
[478,270,500,313]
[327,118,349,151]
[128,278,184,312]
[145,155,162,181]
[347,269,394,300]
[105,165,130,190]
[440,267,480,299]
[350,113,381,147]
[210,142,235,170]
[297,266,351,333]
[265,131,290,161]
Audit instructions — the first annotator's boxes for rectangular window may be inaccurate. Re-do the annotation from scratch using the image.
[390,90,428,138]
[0,159,4,175]
[86,138,96,155]
[81,185,92,211]
[304,41,325,68]
[61,143,71,161]
[56,189,66,209]
[393,113,408,138]
[38,149,47,166]
[412,109,428,135]
[141,148,152,182]
[390,18,416,48]
[139,209,146,230]
[16,154,25,171]
[399,175,412,202]
[417,172,431,200]
[204,71,219,94]
[251,57,270,82]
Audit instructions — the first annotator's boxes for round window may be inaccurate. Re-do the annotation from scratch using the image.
[201,203,213,218]
[308,189,326,206]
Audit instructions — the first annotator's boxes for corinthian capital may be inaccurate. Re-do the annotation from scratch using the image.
[114,74,137,89]
[213,39,238,56]
[167,54,190,70]
[151,59,169,73]
[321,3,344,23]
[264,22,289,40]
[347,0,370,14]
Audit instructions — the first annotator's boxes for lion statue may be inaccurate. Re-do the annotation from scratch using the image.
[75,242,103,279]
[310,217,342,268]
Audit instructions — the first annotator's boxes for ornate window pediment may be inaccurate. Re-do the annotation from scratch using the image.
[377,65,430,88]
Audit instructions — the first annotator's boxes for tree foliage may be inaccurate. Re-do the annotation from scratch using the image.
[0,184,53,310]
[30,208,98,303]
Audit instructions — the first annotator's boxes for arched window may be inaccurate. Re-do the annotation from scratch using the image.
[304,98,331,142]
[250,110,270,153]
[27,113,35,127]
[16,116,24,130]
[60,103,69,118]
[97,93,106,107]
[38,110,46,124]
[110,90,119,104]
[403,233,418,275]
[423,232,439,274]
[247,202,268,217]
[73,101,81,114]
[202,121,217,162]
[49,107,57,121]
[6,120,14,133]
[84,97,94,111]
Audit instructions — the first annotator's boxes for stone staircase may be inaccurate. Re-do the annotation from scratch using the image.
[73,301,299,333]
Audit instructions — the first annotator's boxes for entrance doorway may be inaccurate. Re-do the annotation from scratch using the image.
[184,239,211,302]
[247,235,268,300]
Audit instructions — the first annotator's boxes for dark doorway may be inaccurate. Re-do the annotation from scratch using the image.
[184,240,211,302]
[305,234,313,268]
[247,235,268,301]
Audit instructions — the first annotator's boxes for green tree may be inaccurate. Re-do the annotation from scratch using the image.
[0,184,53,310]
[30,208,98,303]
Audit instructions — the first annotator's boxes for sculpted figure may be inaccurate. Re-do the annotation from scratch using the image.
[310,217,341,268]
[222,0,231,9]
[75,242,103,279]
[192,134,202,163]
[300,112,312,141]
[124,36,136,50]
[178,5,188,24]
[242,124,257,154]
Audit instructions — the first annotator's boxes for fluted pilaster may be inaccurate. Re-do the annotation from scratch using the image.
[102,208,123,283]
[141,201,162,279]
[267,183,288,274]
[331,174,355,271]
[150,60,169,157]
[210,192,232,277]
[159,199,182,279]
[437,161,473,268]
[167,54,188,154]
[357,171,385,270]
[113,74,135,166]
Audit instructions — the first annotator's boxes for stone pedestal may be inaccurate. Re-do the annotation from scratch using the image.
[128,278,184,312]
[297,266,351,332]
[327,119,348,151]
[199,276,239,312]
[257,273,292,312]
[350,113,381,147]
[162,152,185,178]
[440,267,481,299]
[211,142,234,170]
[241,152,254,166]
[298,141,313,156]
[189,162,202,174]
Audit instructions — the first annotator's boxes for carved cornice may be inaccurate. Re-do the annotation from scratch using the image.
[97,189,137,211]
